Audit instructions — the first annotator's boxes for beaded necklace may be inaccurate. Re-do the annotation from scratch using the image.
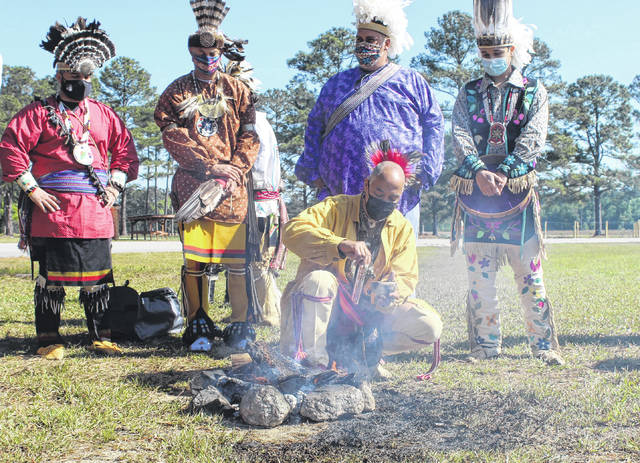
[483,86,517,154]
[58,101,94,165]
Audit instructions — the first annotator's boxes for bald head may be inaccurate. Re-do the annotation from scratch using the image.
[365,161,405,205]
[371,161,406,185]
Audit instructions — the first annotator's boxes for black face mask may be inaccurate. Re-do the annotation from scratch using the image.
[365,195,397,221]
[61,79,92,101]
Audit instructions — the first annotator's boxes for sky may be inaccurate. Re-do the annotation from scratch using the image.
[1,0,639,100]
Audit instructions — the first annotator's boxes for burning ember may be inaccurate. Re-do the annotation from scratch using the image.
[189,341,376,427]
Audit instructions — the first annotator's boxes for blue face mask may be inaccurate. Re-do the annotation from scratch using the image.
[482,57,510,77]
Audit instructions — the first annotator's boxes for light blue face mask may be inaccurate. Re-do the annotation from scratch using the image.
[482,57,510,77]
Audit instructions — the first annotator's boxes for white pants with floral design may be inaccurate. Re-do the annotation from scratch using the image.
[465,237,559,356]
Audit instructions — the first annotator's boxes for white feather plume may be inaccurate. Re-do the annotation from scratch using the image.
[352,0,414,58]
[510,20,535,69]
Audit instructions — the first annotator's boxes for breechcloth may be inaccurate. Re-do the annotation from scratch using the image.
[31,237,114,287]
[181,220,246,264]
[179,220,248,322]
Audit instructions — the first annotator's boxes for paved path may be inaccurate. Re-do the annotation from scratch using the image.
[1,237,638,259]
[416,237,640,248]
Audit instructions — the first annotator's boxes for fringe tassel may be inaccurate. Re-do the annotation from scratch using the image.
[532,191,546,259]
[464,242,509,269]
[79,285,110,314]
[449,176,474,195]
[507,171,537,194]
[450,199,463,257]
[294,349,307,362]
[245,264,264,324]
[34,284,66,315]
[270,197,289,271]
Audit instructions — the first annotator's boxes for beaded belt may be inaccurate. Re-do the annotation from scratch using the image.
[38,169,108,194]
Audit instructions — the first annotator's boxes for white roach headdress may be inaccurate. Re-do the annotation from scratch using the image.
[473,0,535,69]
[353,0,414,59]
[40,17,115,77]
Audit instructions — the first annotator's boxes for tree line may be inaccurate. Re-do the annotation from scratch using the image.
[1,10,639,237]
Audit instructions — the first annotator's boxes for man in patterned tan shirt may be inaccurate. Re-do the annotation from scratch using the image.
[154,0,260,351]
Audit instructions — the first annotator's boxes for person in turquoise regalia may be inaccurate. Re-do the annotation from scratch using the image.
[450,0,563,365]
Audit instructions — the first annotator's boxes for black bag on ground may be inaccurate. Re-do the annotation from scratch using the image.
[108,280,141,341]
[135,288,184,340]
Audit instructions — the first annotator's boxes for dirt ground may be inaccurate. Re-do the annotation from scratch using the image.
[206,248,640,463]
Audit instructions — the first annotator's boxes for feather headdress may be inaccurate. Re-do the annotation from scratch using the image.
[353,0,414,58]
[187,1,248,62]
[40,17,115,76]
[189,0,229,48]
[366,140,421,188]
[473,0,534,69]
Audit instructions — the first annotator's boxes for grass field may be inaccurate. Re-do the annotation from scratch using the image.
[1,244,639,462]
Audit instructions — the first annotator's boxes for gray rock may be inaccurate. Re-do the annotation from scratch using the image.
[359,381,376,412]
[192,386,234,416]
[299,384,364,421]
[239,385,291,427]
[278,375,309,395]
[190,369,225,395]
[216,376,251,404]
[284,394,301,415]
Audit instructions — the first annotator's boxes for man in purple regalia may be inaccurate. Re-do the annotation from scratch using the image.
[295,0,445,234]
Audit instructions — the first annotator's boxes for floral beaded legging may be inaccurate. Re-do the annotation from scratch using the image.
[465,237,559,357]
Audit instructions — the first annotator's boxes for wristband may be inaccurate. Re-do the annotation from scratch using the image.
[109,169,127,192]
[16,171,38,193]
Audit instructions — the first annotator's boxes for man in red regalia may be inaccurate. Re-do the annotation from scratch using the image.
[0,18,139,359]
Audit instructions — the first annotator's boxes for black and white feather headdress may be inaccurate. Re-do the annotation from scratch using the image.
[40,17,115,76]
[189,0,229,48]
[473,0,534,69]
[187,0,248,62]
